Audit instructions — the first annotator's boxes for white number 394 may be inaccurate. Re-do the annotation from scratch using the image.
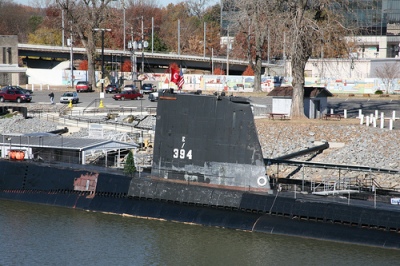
[173,148,192,160]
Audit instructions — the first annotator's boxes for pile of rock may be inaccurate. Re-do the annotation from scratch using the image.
[256,119,400,189]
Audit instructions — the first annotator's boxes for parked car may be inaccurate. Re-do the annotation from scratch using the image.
[112,90,143,101]
[60,91,79,104]
[122,84,137,91]
[0,87,32,103]
[106,84,120,93]
[141,83,156,94]
[76,81,93,92]
[1,85,33,95]
[148,89,165,102]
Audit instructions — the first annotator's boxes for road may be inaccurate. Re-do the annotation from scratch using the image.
[30,89,158,111]
[12,90,400,119]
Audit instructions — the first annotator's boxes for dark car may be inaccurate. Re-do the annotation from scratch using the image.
[76,81,93,92]
[141,83,156,94]
[106,84,120,93]
[112,90,143,101]
[0,87,32,103]
[1,85,33,95]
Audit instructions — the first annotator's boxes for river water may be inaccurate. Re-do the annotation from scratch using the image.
[1,200,399,266]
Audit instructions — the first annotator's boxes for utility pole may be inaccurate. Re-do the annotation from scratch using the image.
[68,22,74,88]
[141,16,144,73]
[178,19,180,56]
[203,22,206,58]
[227,26,230,76]
[128,27,136,82]
[93,28,111,93]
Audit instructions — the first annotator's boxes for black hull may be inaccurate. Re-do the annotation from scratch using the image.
[2,92,400,249]
[1,160,400,249]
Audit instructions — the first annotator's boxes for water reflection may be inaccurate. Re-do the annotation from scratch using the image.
[0,200,399,266]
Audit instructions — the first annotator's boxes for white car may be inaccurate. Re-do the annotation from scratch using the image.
[60,91,79,104]
[148,89,166,102]
[123,84,137,91]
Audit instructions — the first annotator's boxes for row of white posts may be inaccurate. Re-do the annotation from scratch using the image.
[358,109,397,130]
[25,84,51,91]
[328,108,397,130]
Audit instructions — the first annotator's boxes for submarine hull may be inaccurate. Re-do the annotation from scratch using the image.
[1,92,400,249]
[1,159,400,249]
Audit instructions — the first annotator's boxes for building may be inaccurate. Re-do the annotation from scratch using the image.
[0,35,26,85]
[267,86,333,119]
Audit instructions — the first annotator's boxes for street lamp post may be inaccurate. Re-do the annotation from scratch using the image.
[93,28,111,93]
[68,22,74,88]
[128,29,137,82]
[128,18,148,82]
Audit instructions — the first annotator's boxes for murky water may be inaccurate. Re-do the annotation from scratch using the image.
[0,200,399,266]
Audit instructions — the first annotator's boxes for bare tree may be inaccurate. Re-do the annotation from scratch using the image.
[186,0,210,18]
[280,1,349,118]
[56,0,114,90]
[229,0,275,92]
[374,62,400,94]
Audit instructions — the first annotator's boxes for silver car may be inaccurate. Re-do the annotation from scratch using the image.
[60,91,79,104]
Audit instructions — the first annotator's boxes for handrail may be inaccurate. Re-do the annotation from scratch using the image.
[83,98,101,113]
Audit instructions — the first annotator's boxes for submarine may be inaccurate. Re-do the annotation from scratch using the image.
[1,90,400,249]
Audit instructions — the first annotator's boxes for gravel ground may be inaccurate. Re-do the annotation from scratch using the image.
[256,119,400,189]
[1,109,399,190]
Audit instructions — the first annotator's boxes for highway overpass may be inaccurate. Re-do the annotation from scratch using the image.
[18,43,283,76]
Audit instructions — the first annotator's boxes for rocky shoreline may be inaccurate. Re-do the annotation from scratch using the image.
[1,109,399,190]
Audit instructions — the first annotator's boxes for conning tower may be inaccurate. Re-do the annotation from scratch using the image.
[151,91,269,190]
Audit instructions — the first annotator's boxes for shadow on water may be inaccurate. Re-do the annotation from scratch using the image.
[0,200,400,266]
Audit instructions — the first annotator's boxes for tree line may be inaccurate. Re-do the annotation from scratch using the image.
[0,0,357,118]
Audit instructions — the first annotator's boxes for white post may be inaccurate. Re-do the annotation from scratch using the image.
[360,114,364,125]
[358,109,362,118]
[373,117,376,127]
[390,119,393,130]
[375,110,378,118]
[393,110,396,121]
[380,112,384,128]
[31,84,34,91]
[47,84,50,90]
[370,113,373,122]
[344,109,347,119]
[330,108,334,114]
[366,115,370,126]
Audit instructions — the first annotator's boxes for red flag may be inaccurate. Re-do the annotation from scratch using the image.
[170,68,180,84]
